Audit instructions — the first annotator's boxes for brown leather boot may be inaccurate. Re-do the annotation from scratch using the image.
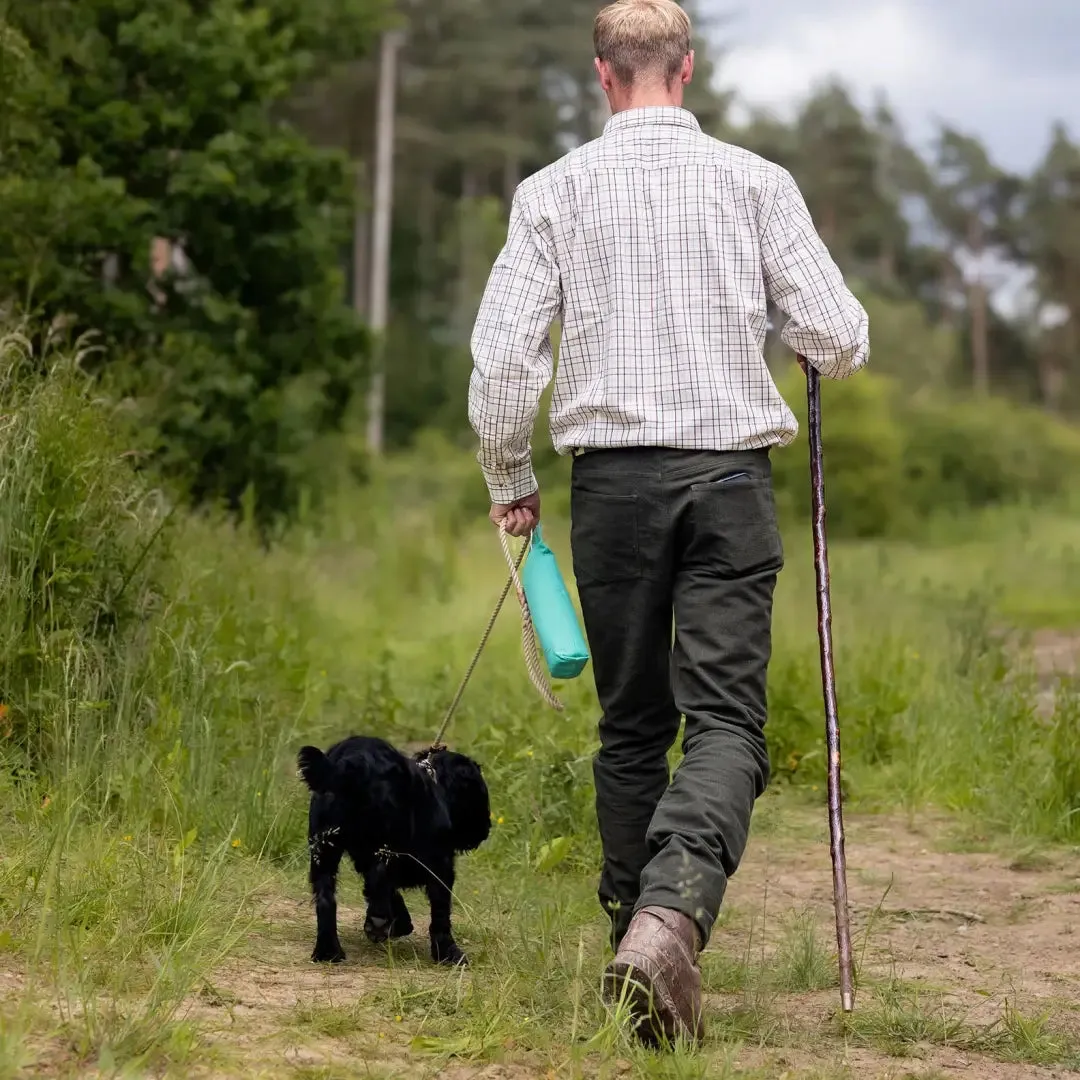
[602,906,705,1046]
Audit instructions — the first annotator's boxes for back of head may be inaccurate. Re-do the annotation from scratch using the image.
[593,0,692,89]
[432,750,491,853]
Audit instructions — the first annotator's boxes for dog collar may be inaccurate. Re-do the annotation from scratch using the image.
[417,756,438,783]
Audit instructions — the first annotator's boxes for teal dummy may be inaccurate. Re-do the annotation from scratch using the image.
[520,525,589,679]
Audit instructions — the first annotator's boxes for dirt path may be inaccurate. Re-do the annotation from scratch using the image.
[159,806,1080,1080]
[723,807,1080,1078]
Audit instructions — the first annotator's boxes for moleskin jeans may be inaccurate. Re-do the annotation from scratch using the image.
[570,447,781,948]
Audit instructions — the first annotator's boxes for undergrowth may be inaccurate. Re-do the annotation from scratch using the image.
[2,329,1080,1075]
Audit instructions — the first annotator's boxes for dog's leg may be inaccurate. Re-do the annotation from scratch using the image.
[362,860,402,944]
[426,857,466,966]
[389,891,414,938]
[310,836,346,963]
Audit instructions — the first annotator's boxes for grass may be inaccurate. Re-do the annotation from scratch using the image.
[3,333,1080,1075]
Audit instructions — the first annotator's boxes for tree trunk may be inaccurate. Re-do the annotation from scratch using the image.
[503,154,520,208]
[820,201,837,247]
[968,214,990,396]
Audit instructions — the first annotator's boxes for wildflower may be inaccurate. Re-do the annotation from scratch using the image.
[231,838,242,849]
[395,1014,402,1023]
[527,750,534,758]
[123,834,133,843]
[497,816,504,825]
[256,791,262,798]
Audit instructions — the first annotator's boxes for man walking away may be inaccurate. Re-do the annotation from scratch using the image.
[468,0,869,1047]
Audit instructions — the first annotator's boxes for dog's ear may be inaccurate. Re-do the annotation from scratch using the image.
[297,746,337,794]
[441,756,491,853]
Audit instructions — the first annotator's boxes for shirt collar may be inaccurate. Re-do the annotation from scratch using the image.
[602,106,701,137]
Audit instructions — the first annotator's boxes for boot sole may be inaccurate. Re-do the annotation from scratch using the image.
[603,955,699,1047]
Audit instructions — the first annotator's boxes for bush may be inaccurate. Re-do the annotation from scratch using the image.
[0,4,380,523]
[0,328,360,856]
[771,368,1080,538]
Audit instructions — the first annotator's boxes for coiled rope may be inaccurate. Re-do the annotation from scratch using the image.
[428,523,562,753]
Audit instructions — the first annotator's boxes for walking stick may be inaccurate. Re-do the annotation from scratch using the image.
[803,356,855,1013]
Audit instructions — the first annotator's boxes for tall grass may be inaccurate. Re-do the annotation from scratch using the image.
[2,329,1080,1072]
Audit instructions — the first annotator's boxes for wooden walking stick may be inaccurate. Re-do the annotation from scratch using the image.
[803,356,855,1013]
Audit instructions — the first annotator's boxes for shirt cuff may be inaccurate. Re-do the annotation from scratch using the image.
[480,459,539,505]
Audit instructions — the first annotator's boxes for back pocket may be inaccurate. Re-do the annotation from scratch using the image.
[689,475,783,577]
[570,488,641,585]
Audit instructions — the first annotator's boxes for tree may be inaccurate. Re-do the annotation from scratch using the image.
[1023,125,1080,410]
[928,127,1018,395]
[0,0,386,522]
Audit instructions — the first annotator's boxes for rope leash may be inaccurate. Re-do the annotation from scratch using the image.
[428,523,563,755]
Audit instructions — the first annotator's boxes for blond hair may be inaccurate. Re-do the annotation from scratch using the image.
[593,0,692,87]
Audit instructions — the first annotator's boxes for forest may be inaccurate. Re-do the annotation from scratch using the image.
[2,0,1079,524]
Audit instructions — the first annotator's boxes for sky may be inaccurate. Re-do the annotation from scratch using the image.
[706,0,1080,174]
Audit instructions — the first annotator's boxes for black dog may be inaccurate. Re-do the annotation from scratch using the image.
[296,735,491,966]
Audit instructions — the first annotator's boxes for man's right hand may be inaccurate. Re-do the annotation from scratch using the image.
[490,491,540,537]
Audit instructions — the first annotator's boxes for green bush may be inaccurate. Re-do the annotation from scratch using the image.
[0,328,359,855]
[771,368,1080,538]
[0,3,381,523]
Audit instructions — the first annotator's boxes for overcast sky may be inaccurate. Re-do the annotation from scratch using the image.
[706,0,1080,173]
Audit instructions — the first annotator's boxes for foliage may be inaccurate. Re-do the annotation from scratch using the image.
[0,0,385,522]
[3,325,1080,1072]
[770,362,1080,539]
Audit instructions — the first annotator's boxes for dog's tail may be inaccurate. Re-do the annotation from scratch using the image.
[297,746,339,794]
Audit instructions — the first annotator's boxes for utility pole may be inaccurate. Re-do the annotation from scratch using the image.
[365,29,404,457]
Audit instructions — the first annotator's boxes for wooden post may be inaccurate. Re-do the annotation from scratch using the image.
[365,29,404,456]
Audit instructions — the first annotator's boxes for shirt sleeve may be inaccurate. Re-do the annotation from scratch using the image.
[760,168,870,379]
[468,191,561,504]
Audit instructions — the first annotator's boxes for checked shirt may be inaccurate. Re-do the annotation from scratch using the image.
[468,106,870,503]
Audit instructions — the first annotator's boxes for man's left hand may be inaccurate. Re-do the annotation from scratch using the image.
[490,492,540,537]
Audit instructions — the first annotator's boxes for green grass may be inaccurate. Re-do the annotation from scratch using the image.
[843,982,1080,1068]
[3,331,1080,1075]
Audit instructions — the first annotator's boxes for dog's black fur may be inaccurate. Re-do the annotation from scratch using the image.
[296,735,491,966]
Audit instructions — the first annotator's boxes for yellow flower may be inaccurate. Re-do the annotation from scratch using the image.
[231,838,242,849]
[527,750,534,758]
[497,816,505,825]
[395,1014,402,1023]
[123,834,133,843]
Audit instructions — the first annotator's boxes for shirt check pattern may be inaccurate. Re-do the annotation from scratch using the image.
[468,106,870,503]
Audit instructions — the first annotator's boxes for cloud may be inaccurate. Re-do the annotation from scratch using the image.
[721,4,947,116]
[710,0,1080,170]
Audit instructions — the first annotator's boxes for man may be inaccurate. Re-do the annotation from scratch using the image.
[468,0,869,1047]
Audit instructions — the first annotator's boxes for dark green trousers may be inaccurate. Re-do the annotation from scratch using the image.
[569,448,782,948]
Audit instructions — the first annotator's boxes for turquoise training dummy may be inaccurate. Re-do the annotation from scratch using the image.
[520,525,589,680]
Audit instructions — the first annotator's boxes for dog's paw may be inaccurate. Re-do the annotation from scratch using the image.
[311,942,346,964]
[390,914,414,939]
[364,913,392,944]
[432,940,468,966]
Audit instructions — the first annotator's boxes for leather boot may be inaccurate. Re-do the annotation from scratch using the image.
[602,905,705,1046]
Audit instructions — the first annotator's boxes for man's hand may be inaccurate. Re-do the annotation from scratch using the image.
[797,354,808,374]
[490,492,540,537]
